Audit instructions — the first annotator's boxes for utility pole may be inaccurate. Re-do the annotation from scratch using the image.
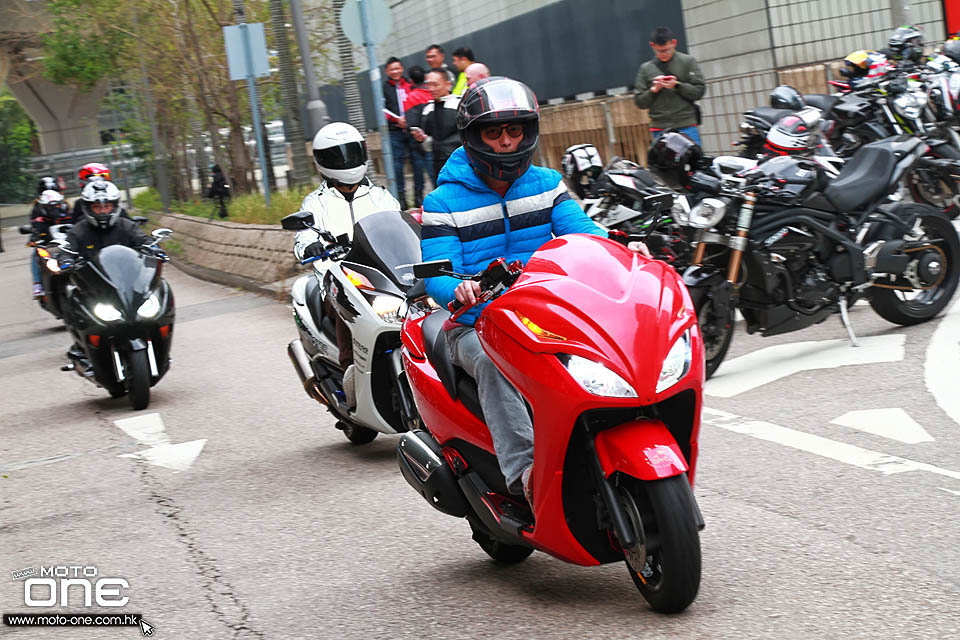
[289,0,329,140]
[232,0,271,206]
[269,0,310,188]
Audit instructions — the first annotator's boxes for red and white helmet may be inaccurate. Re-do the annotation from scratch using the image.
[77,162,111,186]
[764,107,822,156]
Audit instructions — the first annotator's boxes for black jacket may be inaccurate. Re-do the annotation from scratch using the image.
[62,217,151,261]
[409,94,461,172]
[29,202,71,243]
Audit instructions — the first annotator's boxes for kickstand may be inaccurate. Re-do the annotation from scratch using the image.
[839,295,859,347]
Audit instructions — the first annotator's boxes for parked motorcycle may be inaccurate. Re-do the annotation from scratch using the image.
[397,232,705,613]
[282,209,422,445]
[61,229,176,410]
[683,135,960,377]
[19,222,72,320]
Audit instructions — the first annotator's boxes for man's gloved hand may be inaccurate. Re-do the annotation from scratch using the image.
[303,241,327,259]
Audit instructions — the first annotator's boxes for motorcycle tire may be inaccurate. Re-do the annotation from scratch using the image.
[339,421,378,445]
[868,208,960,325]
[693,294,734,380]
[470,523,534,564]
[908,145,960,220]
[124,349,151,411]
[623,475,701,614]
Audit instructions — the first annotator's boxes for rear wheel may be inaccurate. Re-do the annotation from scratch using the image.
[622,475,701,613]
[124,349,151,410]
[339,421,378,445]
[869,208,960,325]
[469,522,534,564]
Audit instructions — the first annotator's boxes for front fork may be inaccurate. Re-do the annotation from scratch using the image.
[111,339,159,382]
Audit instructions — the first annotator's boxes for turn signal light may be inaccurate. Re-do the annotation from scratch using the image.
[342,267,375,291]
[88,334,101,347]
[514,311,566,341]
[158,325,171,338]
[37,247,51,258]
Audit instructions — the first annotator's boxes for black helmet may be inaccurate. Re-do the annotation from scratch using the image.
[943,38,960,65]
[647,130,703,189]
[769,85,804,111]
[561,144,603,199]
[888,25,925,63]
[36,176,59,195]
[456,76,540,182]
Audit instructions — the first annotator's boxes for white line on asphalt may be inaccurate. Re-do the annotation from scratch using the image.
[705,333,905,398]
[938,487,960,497]
[114,413,170,447]
[924,297,960,428]
[830,408,934,444]
[119,440,207,472]
[703,407,960,483]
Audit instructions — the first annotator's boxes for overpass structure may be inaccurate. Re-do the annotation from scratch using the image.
[1,0,105,155]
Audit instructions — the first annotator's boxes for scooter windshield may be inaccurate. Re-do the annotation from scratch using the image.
[92,245,158,307]
[346,210,422,290]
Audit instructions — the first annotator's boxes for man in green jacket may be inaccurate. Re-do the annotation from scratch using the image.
[634,26,706,146]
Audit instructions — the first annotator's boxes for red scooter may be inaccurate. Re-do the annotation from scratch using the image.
[397,232,705,613]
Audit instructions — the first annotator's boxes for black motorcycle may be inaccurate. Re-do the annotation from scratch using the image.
[19,222,72,320]
[683,136,960,378]
[61,229,176,410]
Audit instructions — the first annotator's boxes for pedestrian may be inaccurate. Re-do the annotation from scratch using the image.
[425,44,456,84]
[403,65,434,206]
[207,164,231,219]
[408,68,461,184]
[633,26,706,146]
[451,47,476,95]
[383,56,413,209]
[464,62,490,87]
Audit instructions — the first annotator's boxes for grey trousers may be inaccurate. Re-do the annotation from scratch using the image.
[447,326,534,493]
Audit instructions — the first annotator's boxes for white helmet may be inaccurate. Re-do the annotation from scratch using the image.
[312,122,368,185]
[81,180,122,230]
[38,189,65,206]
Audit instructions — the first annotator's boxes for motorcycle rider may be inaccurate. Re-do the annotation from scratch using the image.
[27,189,71,297]
[36,176,61,196]
[293,122,401,407]
[883,24,927,67]
[420,77,647,505]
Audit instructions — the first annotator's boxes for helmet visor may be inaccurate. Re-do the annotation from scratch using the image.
[314,141,367,170]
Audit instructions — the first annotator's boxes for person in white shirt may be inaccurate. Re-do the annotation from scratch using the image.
[294,122,401,406]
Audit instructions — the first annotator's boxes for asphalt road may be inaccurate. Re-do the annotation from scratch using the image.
[2,225,960,639]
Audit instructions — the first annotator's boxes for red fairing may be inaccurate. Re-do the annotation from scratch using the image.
[594,419,689,480]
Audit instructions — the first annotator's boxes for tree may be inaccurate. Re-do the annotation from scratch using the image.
[0,91,38,203]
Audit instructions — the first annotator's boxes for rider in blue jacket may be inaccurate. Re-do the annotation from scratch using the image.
[421,77,607,504]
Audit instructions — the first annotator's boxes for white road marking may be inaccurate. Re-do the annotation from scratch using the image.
[114,414,205,472]
[705,334,906,398]
[925,297,960,427]
[938,487,960,497]
[830,408,934,444]
[119,440,207,472]
[114,413,170,447]
[703,407,960,482]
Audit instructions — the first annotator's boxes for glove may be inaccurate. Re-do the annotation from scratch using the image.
[57,255,74,269]
[303,241,326,259]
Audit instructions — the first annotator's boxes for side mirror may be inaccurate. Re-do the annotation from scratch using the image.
[152,228,173,241]
[335,233,349,246]
[18,224,31,235]
[281,210,314,231]
[132,215,148,226]
[413,259,453,279]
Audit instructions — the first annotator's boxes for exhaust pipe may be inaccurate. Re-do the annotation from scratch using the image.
[287,340,328,406]
[397,431,469,517]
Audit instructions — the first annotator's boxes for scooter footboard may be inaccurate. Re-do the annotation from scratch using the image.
[593,419,688,481]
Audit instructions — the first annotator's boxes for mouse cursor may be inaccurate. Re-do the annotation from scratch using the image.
[138,618,155,636]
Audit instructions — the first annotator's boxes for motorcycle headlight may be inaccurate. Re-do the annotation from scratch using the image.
[688,198,727,229]
[657,330,692,393]
[893,93,922,119]
[670,195,690,224]
[45,258,60,273]
[371,294,403,324]
[559,354,637,398]
[137,293,161,318]
[93,302,122,322]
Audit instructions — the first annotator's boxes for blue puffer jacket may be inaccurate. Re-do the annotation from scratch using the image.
[421,146,606,326]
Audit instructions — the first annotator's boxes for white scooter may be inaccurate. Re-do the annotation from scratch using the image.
[281,209,423,444]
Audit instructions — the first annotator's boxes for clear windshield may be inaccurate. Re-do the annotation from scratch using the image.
[94,245,156,295]
[347,211,422,289]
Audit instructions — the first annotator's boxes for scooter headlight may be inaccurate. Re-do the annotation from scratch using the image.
[45,258,61,273]
[371,294,403,324]
[137,293,161,318]
[688,198,727,229]
[657,330,692,393]
[559,354,637,398]
[93,302,122,322]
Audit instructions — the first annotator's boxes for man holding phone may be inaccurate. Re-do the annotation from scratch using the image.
[634,26,706,146]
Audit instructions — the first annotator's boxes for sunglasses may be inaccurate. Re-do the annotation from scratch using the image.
[480,123,524,142]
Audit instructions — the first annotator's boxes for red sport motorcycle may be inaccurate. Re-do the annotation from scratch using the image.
[397,232,705,613]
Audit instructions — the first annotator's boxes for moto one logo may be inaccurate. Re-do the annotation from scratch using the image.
[23,566,129,607]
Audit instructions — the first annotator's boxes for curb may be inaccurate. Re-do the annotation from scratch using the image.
[169,257,294,302]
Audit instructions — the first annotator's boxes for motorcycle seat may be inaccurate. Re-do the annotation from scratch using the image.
[748,107,795,125]
[421,311,485,422]
[823,138,919,211]
[802,94,839,115]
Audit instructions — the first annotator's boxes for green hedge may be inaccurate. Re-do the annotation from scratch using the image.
[133,186,314,225]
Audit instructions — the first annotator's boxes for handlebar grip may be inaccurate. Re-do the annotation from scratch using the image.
[448,299,464,312]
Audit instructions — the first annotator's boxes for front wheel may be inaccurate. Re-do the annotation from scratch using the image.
[692,290,734,380]
[124,349,151,410]
[908,147,960,219]
[622,475,701,614]
[868,208,960,325]
[338,421,378,445]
